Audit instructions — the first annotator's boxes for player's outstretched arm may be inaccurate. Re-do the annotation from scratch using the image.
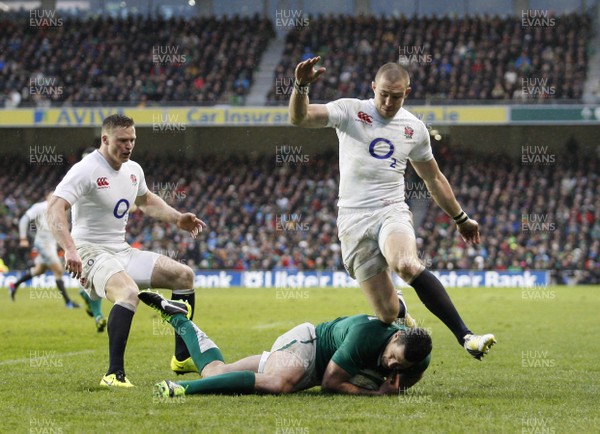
[289,56,329,128]
[46,195,82,278]
[411,158,480,245]
[321,361,398,396]
[135,191,206,238]
[17,213,31,248]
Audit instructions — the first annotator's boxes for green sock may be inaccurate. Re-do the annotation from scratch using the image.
[169,314,224,372]
[80,290,103,318]
[90,299,103,318]
[178,371,256,395]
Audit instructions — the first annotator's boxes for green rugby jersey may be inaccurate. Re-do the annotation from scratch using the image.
[314,314,430,379]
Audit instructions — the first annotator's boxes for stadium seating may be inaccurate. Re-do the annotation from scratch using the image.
[1,147,597,283]
[0,13,275,107]
[267,13,591,103]
[1,12,591,107]
[414,144,599,284]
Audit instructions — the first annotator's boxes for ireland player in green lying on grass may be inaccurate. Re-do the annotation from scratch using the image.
[138,290,432,397]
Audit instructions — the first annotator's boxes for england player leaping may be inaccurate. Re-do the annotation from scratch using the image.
[10,191,80,309]
[47,114,206,387]
[289,57,496,359]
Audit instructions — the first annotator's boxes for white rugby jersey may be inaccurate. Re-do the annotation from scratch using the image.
[326,98,433,208]
[19,201,54,244]
[54,150,148,244]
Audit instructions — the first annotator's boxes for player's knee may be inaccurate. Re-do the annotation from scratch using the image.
[177,265,194,289]
[167,264,194,289]
[108,284,139,306]
[122,287,140,306]
[391,256,423,282]
[378,308,397,325]
[200,361,225,378]
[271,377,295,394]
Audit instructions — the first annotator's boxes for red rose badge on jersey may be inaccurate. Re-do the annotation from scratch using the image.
[130,174,138,186]
[404,126,414,139]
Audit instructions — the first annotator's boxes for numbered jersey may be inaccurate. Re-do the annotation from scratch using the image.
[54,150,148,244]
[326,98,433,208]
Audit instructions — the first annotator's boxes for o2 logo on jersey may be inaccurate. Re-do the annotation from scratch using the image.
[369,138,397,168]
[113,198,130,219]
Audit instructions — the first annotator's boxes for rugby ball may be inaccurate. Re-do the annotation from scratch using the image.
[349,369,385,391]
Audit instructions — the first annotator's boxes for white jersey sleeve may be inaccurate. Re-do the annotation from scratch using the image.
[18,213,31,239]
[326,98,355,131]
[20,201,54,243]
[54,151,147,244]
[54,161,96,207]
[407,120,433,163]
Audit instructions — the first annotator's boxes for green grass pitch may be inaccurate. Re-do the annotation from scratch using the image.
[1,285,599,433]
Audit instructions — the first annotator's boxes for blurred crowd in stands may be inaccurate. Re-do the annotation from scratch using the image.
[1,143,598,284]
[269,13,591,103]
[0,12,592,107]
[0,14,274,107]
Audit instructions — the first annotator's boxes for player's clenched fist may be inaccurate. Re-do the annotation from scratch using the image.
[64,249,83,279]
[377,372,401,395]
[457,218,480,245]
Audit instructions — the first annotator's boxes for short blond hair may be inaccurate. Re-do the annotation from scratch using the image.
[375,63,410,86]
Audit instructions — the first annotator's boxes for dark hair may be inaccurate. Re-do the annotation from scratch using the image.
[374,63,410,86]
[400,327,432,363]
[102,114,134,131]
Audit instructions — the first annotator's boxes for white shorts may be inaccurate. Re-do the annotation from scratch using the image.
[33,239,60,267]
[258,322,319,392]
[337,203,415,282]
[76,242,160,300]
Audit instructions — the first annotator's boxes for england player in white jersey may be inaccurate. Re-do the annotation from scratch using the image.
[10,191,79,308]
[289,57,496,360]
[47,114,206,387]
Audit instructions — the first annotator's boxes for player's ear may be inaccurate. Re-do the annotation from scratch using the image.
[101,134,108,145]
[404,86,412,97]
[371,81,377,92]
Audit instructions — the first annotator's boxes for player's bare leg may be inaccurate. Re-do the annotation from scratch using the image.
[100,271,139,387]
[202,355,261,377]
[383,232,495,358]
[10,263,45,301]
[254,351,306,394]
[49,261,78,308]
[151,255,195,289]
[358,271,399,324]
[151,256,197,373]
[158,350,306,397]
[383,231,469,339]
[359,270,415,326]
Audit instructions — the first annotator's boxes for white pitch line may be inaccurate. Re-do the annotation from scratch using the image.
[0,349,96,366]
[252,321,295,330]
